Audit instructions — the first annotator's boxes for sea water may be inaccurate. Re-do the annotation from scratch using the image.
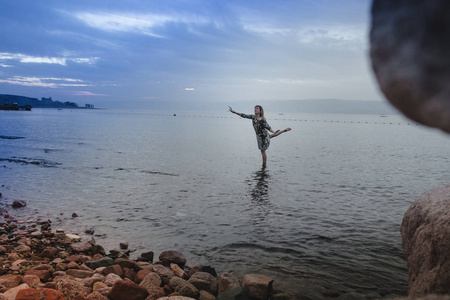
[1,108,450,299]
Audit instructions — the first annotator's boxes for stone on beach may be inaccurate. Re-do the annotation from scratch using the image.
[1,283,29,300]
[15,288,65,300]
[12,200,27,208]
[159,250,187,267]
[242,274,274,300]
[401,184,450,297]
[108,279,149,300]
[169,276,200,299]
[188,272,218,296]
[139,272,162,291]
[70,241,93,253]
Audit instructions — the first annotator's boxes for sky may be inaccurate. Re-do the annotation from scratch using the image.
[0,0,384,108]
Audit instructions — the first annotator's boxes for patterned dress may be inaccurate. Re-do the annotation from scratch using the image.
[241,114,272,150]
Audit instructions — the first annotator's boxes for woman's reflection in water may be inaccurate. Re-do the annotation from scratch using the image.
[250,167,271,204]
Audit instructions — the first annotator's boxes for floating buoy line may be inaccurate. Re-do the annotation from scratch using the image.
[79,110,419,126]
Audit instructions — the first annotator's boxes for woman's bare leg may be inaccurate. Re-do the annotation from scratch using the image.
[261,150,267,167]
[270,128,291,138]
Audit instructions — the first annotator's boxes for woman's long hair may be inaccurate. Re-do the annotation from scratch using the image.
[255,105,265,119]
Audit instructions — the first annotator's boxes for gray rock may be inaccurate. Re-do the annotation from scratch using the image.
[188,271,218,295]
[139,272,162,292]
[370,0,450,134]
[159,250,187,266]
[85,257,115,270]
[70,241,93,253]
[169,276,200,299]
[401,184,450,297]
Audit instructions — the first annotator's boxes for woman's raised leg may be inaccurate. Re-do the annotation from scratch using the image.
[270,128,291,138]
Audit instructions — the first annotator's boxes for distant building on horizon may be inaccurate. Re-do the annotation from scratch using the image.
[85,104,94,109]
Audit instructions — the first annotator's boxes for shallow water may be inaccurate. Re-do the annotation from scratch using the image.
[1,108,450,299]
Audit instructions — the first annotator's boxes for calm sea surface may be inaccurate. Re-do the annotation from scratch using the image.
[1,108,450,299]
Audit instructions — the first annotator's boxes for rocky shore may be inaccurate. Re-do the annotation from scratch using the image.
[0,201,295,300]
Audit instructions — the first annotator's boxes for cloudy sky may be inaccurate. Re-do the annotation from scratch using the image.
[0,0,383,108]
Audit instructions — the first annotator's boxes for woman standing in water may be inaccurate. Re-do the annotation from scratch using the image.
[229,105,291,167]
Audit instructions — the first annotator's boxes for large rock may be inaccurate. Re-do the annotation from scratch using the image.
[159,250,186,266]
[15,288,65,300]
[139,272,162,292]
[70,241,93,253]
[108,280,149,300]
[169,276,200,299]
[85,257,115,270]
[0,275,23,289]
[188,272,218,295]
[1,283,29,300]
[370,0,450,134]
[401,184,450,297]
[54,275,91,299]
[242,274,273,300]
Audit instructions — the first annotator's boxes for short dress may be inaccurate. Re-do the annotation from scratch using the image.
[240,114,272,150]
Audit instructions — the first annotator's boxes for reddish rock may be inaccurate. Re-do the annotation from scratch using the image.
[15,288,65,300]
[66,255,91,263]
[123,267,136,281]
[0,245,7,254]
[15,244,32,254]
[86,291,109,300]
[108,280,149,300]
[401,184,450,297]
[67,261,80,269]
[40,246,58,258]
[242,274,274,300]
[135,269,151,284]
[66,269,94,279]
[0,274,23,288]
[102,264,123,277]
[145,286,166,300]
[54,276,91,299]
[1,283,30,299]
[115,258,142,272]
[119,242,128,250]
[25,269,52,282]
[22,275,42,288]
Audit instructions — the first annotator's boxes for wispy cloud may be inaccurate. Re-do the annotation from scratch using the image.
[0,52,99,66]
[63,90,108,96]
[72,12,209,37]
[0,76,91,88]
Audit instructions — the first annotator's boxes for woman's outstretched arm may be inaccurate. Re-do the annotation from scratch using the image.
[228,106,241,116]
